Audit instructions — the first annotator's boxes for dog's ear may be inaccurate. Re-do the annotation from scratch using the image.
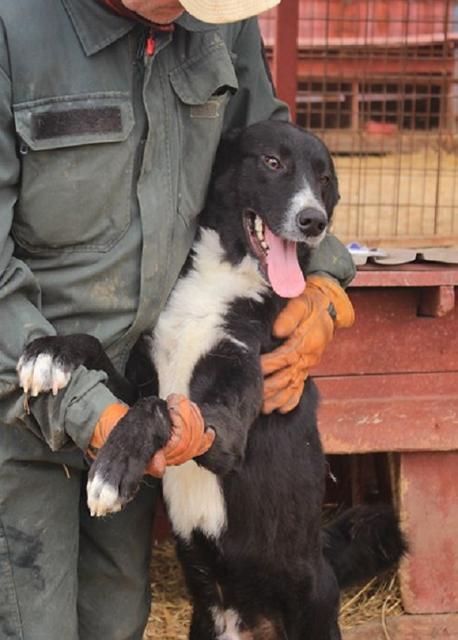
[323,158,340,220]
[211,128,243,180]
[221,127,243,145]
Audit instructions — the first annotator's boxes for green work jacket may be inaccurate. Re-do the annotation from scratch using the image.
[0,0,355,452]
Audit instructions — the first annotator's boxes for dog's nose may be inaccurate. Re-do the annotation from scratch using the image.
[296,208,327,237]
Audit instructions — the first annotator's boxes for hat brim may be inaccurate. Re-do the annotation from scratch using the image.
[179,0,280,24]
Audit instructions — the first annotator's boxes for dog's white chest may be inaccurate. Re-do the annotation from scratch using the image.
[151,229,267,541]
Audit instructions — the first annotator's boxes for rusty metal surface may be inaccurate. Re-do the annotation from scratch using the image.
[400,453,458,613]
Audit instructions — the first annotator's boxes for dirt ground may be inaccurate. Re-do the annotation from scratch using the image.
[143,541,402,640]
[330,148,458,244]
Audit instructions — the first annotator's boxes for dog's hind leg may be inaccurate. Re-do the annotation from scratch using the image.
[176,534,226,640]
[307,568,341,640]
[282,562,341,640]
[285,604,341,640]
[189,608,218,640]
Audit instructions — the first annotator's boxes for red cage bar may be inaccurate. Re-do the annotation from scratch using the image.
[260,0,458,246]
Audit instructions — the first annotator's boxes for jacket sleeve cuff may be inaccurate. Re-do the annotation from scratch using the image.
[64,379,119,452]
[28,365,118,452]
[306,233,356,288]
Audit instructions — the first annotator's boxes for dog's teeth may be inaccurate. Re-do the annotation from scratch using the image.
[254,215,264,241]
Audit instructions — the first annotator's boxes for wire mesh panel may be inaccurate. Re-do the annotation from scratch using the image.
[259,0,458,246]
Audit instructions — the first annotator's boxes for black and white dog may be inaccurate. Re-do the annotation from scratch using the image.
[18,121,405,640]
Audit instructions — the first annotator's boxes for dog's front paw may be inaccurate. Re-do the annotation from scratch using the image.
[87,397,171,517]
[17,334,103,397]
[17,338,75,397]
[86,470,124,517]
[86,442,147,517]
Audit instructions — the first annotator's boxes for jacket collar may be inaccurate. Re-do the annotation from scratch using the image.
[176,12,217,33]
[61,0,217,57]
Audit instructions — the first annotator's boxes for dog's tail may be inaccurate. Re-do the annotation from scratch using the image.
[322,504,407,589]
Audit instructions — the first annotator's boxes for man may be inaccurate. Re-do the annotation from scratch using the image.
[0,1,355,638]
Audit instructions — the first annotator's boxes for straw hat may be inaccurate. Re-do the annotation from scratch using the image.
[180,0,280,23]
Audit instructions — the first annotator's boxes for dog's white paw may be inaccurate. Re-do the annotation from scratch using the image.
[17,353,71,397]
[87,473,123,518]
[212,608,243,640]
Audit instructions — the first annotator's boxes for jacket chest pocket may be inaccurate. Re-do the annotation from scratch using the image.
[13,94,135,253]
[169,43,238,222]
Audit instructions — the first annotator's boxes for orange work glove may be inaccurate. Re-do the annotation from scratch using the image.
[261,275,355,414]
[87,402,129,459]
[145,393,215,477]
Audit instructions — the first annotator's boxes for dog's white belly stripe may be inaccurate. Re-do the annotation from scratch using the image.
[155,298,228,541]
[163,461,227,541]
[152,229,267,541]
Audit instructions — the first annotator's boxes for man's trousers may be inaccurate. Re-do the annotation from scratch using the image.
[0,422,159,640]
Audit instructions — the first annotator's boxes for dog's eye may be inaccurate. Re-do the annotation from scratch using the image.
[320,175,330,185]
[262,155,282,171]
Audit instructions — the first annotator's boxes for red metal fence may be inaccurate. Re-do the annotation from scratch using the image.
[259,0,458,246]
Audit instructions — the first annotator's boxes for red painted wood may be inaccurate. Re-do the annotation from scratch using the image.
[314,287,458,376]
[272,0,299,120]
[419,285,456,318]
[342,614,458,640]
[351,266,458,288]
[316,372,458,454]
[400,453,458,614]
[313,274,458,615]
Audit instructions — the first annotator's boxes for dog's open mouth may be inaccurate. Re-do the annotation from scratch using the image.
[243,211,305,298]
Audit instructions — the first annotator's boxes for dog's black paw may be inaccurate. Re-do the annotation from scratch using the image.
[17,334,103,397]
[86,397,171,517]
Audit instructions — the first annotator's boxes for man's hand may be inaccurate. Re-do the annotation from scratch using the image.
[87,402,129,458]
[261,275,355,414]
[88,395,214,478]
[145,394,215,477]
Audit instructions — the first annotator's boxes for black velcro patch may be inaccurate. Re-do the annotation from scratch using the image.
[32,107,123,140]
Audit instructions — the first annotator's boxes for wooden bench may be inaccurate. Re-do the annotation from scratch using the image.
[315,264,458,637]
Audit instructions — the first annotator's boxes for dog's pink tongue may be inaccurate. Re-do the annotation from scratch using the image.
[264,227,305,298]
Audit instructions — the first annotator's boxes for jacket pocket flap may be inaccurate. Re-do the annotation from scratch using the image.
[13,93,134,151]
[169,43,238,106]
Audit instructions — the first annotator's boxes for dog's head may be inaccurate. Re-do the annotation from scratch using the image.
[202,121,340,298]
